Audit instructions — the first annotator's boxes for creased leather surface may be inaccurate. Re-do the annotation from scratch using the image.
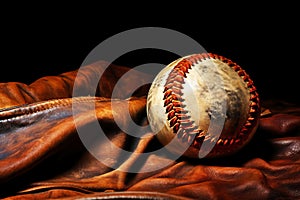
[0,61,299,200]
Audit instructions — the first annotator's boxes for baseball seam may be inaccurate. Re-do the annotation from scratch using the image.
[163,53,260,155]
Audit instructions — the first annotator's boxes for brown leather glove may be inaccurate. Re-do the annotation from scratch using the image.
[0,61,299,200]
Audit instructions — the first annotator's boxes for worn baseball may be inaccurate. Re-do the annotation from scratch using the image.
[146,53,260,158]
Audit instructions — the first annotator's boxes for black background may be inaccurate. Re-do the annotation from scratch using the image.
[1,3,299,103]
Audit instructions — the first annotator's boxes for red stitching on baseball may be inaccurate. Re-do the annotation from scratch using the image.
[163,53,260,155]
[163,56,205,146]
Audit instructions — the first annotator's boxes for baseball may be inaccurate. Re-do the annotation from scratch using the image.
[146,53,260,158]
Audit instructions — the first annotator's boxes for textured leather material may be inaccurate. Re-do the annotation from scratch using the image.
[0,61,299,199]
